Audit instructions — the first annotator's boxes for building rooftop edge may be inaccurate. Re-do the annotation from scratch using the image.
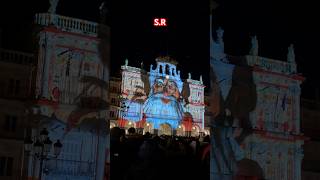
[34,13,98,37]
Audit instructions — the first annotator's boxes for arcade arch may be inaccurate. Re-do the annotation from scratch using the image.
[110,122,116,129]
[143,122,153,134]
[203,129,210,136]
[159,123,172,135]
[125,121,135,134]
[176,124,185,136]
[191,125,200,137]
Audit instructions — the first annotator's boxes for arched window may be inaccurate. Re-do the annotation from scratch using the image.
[166,64,170,75]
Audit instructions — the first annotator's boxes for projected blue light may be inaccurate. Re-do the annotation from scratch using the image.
[123,59,185,130]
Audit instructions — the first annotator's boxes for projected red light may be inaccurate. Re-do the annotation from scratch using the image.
[154,18,167,26]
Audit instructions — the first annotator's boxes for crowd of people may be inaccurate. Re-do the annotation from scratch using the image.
[110,127,210,180]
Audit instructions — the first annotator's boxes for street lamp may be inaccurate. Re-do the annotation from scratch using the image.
[43,137,53,156]
[24,128,63,180]
[24,137,33,152]
[120,102,129,113]
[40,128,49,142]
[53,140,63,157]
[119,101,129,129]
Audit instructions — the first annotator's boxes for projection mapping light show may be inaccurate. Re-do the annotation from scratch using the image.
[118,56,206,135]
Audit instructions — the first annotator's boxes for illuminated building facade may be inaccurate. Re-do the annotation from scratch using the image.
[109,57,209,136]
[23,4,110,180]
[209,20,306,180]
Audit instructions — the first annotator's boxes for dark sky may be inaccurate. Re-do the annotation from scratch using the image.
[110,0,209,84]
[213,0,320,98]
[0,0,210,90]
[0,0,318,98]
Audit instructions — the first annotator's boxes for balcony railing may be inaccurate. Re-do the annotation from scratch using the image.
[0,48,35,65]
[246,55,297,75]
[34,13,98,36]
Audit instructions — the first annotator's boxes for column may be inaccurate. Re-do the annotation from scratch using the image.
[161,64,165,75]
[172,129,177,136]
[137,128,144,135]
[156,63,160,73]
[41,34,53,98]
[295,85,301,134]
[185,131,191,137]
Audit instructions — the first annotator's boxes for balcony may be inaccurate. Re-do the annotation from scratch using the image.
[34,13,98,36]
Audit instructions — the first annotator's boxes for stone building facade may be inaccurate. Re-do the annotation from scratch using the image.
[0,49,36,180]
[210,12,305,179]
[109,57,210,136]
[24,11,110,180]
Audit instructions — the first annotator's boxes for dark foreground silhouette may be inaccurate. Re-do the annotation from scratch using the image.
[110,127,210,180]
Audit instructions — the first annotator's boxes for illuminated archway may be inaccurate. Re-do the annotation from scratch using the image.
[204,129,210,136]
[110,122,116,129]
[191,125,200,137]
[143,122,153,134]
[124,121,136,134]
[159,123,172,135]
[124,121,135,129]
[176,124,185,136]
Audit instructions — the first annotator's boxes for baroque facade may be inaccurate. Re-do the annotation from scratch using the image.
[109,57,210,136]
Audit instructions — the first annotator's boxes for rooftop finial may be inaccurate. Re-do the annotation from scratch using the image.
[249,35,258,56]
[211,27,226,62]
[99,1,108,23]
[48,0,59,14]
[188,73,192,79]
[200,75,203,83]
[287,44,295,63]
[125,58,128,66]
[99,1,108,14]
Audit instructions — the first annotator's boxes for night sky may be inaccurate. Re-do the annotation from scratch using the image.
[213,0,320,98]
[0,0,318,98]
[110,0,209,85]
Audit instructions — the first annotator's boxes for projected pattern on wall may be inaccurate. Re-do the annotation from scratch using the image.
[31,12,109,180]
[119,57,205,135]
[209,20,305,180]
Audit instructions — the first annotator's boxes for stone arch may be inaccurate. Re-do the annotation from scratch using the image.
[204,129,210,136]
[143,122,153,134]
[125,121,135,131]
[124,121,136,134]
[176,124,185,136]
[159,123,172,135]
[191,124,200,137]
[110,122,116,129]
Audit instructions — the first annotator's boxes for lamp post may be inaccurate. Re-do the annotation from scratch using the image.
[24,128,63,180]
[119,100,129,129]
